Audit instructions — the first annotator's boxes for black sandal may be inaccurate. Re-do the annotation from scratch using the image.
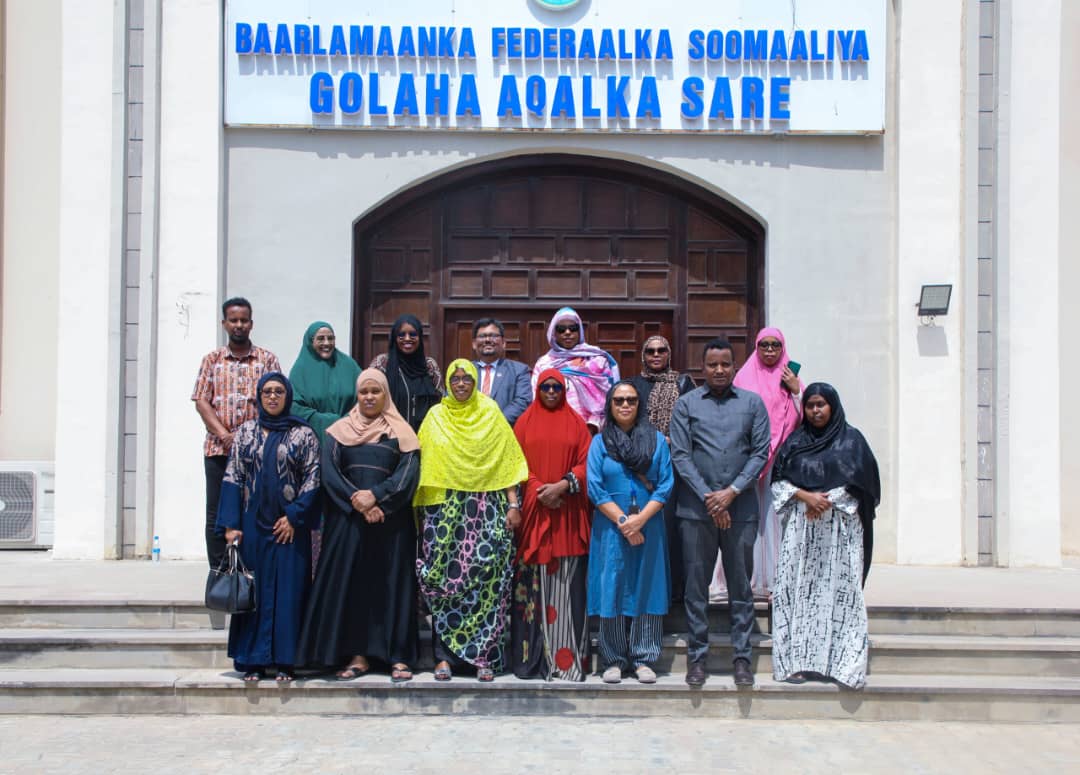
[391,664,414,683]
[242,669,264,683]
[275,669,295,683]
[336,665,369,681]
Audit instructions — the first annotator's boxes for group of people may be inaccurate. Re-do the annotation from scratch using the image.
[193,299,880,690]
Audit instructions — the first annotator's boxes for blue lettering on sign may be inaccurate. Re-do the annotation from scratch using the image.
[398,28,416,57]
[340,72,363,114]
[369,72,387,115]
[636,76,660,119]
[709,78,734,119]
[741,77,765,119]
[275,24,292,55]
[770,78,791,120]
[426,74,450,116]
[551,75,576,118]
[687,30,704,60]
[789,30,808,61]
[459,28,476,58]
[769,30,788,60]
[850,30,870,61]
[253,23,272,54]
[310,72,334,113]
[579,29,596,59]
[524,28,541,59]
[582,76,601,118]
[744,30,767,60]
[607,76,630,118]
[497,75,523,117]
[598,29,616,59]
[329,26,347,56]
[681,77,704,119]
[655,29,673,60]
[294,25,311,55]
[456,74,481,116]
[393,73,419,115]
[526,75,547,116]
[236,22,253,53]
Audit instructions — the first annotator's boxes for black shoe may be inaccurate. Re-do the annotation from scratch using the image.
[733,658,754,687]
[685,660,707,687]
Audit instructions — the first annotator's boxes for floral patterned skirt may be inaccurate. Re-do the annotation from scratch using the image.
[511,556,589,681]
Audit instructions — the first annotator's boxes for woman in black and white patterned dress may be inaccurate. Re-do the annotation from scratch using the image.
[769,383,880,689]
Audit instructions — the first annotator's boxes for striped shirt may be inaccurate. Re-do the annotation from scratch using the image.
[191,345,282,457]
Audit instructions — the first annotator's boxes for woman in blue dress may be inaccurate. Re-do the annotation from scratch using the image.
[216,372,321,683]
[586,381,673,684]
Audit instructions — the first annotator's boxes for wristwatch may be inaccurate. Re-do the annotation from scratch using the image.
[618,514,628,525]
[730,485,742,497]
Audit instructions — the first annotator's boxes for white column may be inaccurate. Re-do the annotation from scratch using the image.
[152,0,225,559]
[894,1,968,564]
[997,0,1063,566]
[52,1,126,558]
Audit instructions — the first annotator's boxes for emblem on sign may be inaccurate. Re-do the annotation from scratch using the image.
[533,0,582,10]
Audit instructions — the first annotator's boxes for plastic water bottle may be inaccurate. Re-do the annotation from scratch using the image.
[152,535,161,563]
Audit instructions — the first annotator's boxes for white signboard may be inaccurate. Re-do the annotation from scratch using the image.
[225,0,885,134]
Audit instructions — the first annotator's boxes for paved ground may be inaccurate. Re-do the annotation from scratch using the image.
[0,715,1077,773]
[3,551,1079,608]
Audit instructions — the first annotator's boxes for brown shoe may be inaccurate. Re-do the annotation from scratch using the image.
[685,660,707,687]
[733,658,754,687]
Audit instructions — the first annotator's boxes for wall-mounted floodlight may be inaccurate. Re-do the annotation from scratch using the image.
[917,284,952,323]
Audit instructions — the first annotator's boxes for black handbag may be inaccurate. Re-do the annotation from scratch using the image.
[204,542,256,614]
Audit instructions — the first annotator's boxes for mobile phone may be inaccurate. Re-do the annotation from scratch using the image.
[787,360,802,376]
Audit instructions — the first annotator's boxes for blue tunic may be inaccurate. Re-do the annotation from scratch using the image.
[585,431,674,618]
[216,420,321,670]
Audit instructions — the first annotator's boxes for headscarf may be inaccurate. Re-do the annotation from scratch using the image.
[513,369,593,565]
[532,307,620,428]
[733,327,804,471]
[326,368,419,453]
[601,381,658,481]
[414,359,528,507]
[288,321,362,438]
[384,314,441,431]
[773,383,881,584]
[638,335,681,436]
[253,372,311,530]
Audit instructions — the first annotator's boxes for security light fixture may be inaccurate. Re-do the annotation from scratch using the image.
[917,284,952,317]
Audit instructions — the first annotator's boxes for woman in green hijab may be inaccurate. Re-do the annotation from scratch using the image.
[289,321,362,572]
[289,322,363,438]
[415,358,528,682]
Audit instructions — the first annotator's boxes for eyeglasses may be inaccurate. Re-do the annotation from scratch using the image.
[539,383,565,393]
[757,341,782,351]
[611,396,639,407]
[555,324,580,334]
[475,333,502,340]
[396,330,419,340]
[644,347,669,356]
[449,375,475,386]
[260,387,286,397]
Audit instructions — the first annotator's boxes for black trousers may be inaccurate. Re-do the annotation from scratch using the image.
[679,517,756,664]
[204,455,228,569]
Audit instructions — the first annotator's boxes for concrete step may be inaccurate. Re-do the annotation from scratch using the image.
[4,598,1078,638]
[0,601,216,630]
[0,668,1078,722]
[4,628,1078,679]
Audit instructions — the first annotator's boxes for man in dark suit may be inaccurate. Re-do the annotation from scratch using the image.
[472,318,533,426]
[669,338,771,688]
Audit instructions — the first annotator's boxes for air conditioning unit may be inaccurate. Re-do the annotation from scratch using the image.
[0,462,55,549]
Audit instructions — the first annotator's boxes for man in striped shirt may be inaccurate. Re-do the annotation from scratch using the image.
[192,297,281,570]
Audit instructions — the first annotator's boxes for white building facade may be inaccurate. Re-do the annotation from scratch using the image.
[0,0,1076,566]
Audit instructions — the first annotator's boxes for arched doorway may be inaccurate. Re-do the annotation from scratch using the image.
[352,155,765,381]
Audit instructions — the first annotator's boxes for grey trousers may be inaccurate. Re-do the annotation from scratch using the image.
[679,517,756,664]
[597,614,664,671]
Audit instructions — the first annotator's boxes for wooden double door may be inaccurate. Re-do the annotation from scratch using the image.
[353,156,764,382]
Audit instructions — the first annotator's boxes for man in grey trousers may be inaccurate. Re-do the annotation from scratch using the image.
[669,338,770,687]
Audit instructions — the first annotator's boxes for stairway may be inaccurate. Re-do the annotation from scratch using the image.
[1,597,1078,720]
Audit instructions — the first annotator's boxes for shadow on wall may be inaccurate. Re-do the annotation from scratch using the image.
[224,127,886,173]
[916,325,948,357]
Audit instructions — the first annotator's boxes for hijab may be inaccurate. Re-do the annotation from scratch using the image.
[601,381,658,480]
[513,369,593,565]
[288,321,362,438]
[638,335,681,436]
[326,368,419,453]
[773,383,881,583]
[414,358,528,507]
[733,327,804,470]
[532,307,620,428]
[253,372,311,530]
[384,314,441,430]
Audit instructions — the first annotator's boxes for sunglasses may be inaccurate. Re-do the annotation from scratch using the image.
[539,383,565,393]
[396,330,419,340]
[644,347,669,356]
[757,340,782,351]
[611,396,639,406]
[260,387,286,397]
[555,324,580,334]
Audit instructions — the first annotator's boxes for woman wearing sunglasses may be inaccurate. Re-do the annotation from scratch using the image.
[532,307,620,432]
[629,335,696,602]
[509,368,594,681]
[369,314,442,433]
[586,381,674,684]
